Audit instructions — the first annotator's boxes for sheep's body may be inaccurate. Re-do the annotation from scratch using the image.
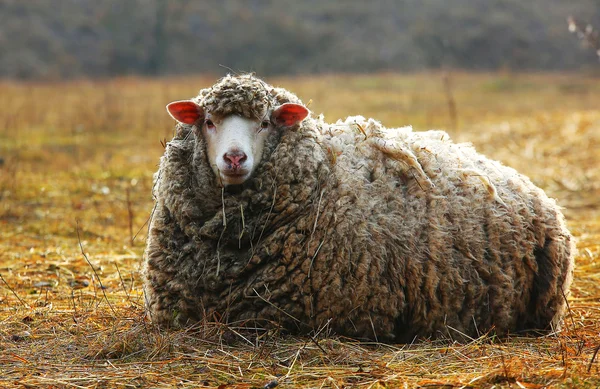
[144,75,574,342]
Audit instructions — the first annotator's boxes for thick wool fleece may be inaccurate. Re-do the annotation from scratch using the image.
[195,74,302,120]
[143,76,574,342]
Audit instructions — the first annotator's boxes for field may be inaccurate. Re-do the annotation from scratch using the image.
[1,72,599,388]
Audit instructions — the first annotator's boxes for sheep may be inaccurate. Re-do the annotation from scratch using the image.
[143,74,575,342]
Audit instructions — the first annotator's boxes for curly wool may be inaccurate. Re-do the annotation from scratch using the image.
[143,75,575,342]
[195,74,302,120]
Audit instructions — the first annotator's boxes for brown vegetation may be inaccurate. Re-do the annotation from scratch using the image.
[0,72,599,388]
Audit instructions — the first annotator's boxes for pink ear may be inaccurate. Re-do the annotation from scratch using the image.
[166,100,204,125]
[272,103,309,127]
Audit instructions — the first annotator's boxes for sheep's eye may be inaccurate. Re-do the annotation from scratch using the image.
[205,119,215,129]
[260,120,270,130]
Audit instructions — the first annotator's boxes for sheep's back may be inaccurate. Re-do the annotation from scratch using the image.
[318,117,574,339]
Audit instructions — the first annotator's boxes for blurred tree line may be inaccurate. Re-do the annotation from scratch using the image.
[0,0,598,79]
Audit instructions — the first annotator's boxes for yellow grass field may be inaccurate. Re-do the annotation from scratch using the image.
[0,72,599,388]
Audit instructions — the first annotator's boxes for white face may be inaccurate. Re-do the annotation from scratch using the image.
[202,114,271,186]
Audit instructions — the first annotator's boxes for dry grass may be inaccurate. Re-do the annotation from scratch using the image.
[1,72,599,388]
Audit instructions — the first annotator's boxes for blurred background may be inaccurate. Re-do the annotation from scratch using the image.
[1,0,599,80]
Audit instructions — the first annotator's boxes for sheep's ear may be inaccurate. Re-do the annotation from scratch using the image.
[271,103,309,127]
[166,100,204,125]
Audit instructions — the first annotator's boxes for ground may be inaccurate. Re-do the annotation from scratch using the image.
[0,72,599,388]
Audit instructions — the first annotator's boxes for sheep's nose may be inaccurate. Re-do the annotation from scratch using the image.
[223,150,247,167]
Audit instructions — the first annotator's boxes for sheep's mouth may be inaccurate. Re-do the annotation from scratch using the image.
[222,169,249,178]
[220,170,251,185]
[223,170,246,176]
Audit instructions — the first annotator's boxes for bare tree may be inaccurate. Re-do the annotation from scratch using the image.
[568,16,600,60]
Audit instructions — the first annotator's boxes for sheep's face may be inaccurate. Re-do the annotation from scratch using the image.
[166,100,309,186]
[202,114,269,186]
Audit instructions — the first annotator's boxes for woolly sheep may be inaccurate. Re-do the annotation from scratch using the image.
[143,74,574,342]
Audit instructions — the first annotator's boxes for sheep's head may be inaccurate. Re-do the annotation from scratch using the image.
[166,99,309,186]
